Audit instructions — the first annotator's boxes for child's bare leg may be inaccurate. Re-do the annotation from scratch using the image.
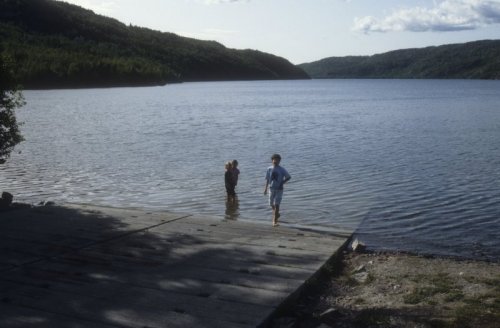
[272,205,280,226]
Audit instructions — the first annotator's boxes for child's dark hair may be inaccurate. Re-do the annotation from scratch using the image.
[271,154,281,161]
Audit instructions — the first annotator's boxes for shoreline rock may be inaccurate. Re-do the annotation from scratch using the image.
[0,191,13,208]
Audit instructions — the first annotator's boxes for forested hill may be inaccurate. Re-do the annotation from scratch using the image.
[299,40,500,80]
[0,0,309,89]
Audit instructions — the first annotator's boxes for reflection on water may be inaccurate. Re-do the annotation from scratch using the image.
[1,80,500,261]
[225,197,240,221]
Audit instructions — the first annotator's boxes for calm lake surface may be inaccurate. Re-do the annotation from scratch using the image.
[1,79,500,261]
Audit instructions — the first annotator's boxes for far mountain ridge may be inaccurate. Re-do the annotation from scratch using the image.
[0,0,309,88]
[299,40,500,80]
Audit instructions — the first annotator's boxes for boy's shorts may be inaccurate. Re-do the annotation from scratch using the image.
[269,189,283,206]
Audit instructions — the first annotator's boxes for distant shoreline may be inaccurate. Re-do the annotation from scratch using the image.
[19,76,500,91]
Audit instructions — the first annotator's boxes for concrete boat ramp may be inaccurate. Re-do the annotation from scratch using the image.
[0,204,352,327]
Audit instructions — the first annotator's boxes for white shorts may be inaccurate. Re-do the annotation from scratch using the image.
[269,189,284,206]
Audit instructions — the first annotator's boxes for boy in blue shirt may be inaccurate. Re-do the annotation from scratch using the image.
[264,154,291,227]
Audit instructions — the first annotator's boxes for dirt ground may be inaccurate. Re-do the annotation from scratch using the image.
[269,251,500,328]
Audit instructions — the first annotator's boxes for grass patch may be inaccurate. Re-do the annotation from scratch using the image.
[444,291,465,302]
[404,273,462,305]
[443,276,500,328]
[352,309,391,327]
[365,272,376,284]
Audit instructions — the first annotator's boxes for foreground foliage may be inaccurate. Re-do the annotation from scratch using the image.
[0,53,24,163]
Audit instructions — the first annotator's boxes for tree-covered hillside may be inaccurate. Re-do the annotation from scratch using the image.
[299,40,500,80]
[0,0,309,88]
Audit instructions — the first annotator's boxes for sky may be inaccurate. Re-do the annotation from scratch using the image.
[59,0,500,64]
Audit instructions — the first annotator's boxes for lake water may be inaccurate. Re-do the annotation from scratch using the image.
[1,79,500,261]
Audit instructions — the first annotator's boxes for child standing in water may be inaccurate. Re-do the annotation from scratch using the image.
[231,159,240,192]
[225,161,236,202]
[264,154,291,226]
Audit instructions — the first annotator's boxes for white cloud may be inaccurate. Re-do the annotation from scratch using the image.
[353,0,500,33]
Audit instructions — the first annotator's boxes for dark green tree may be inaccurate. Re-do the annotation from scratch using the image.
[0,54,25,164]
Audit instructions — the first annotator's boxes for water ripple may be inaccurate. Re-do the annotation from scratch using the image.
[1,80,500,261]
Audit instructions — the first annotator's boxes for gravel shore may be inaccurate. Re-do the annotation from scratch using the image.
[269,251,500,328]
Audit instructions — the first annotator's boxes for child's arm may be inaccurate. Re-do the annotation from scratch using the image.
[264,168,270,195]
[283,170,291,185]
